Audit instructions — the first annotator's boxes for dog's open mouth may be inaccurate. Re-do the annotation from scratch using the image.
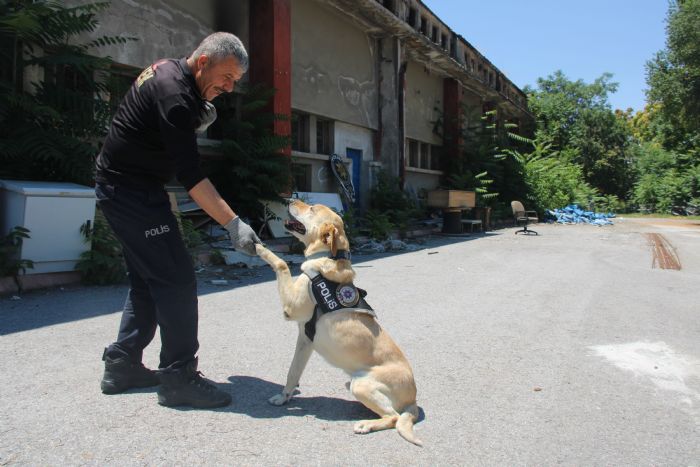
[284,219,306,235]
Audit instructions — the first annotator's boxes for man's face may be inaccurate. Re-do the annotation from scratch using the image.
[194,55,245,101]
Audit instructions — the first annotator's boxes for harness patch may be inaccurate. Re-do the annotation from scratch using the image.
[305,274,374,341]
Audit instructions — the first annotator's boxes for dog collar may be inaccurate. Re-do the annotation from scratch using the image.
[305,249,351,262]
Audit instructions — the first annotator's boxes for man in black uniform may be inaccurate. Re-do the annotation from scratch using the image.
[96,32,258,408]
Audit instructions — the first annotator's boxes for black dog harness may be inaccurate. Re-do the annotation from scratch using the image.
[302,250,375,341]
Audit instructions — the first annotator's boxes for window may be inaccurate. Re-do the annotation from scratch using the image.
[430,145,442,170]
[291,163,312,192]
[431,26,438,43]
[408,140,419,167]
[420,17,428,35]
[406,139,441,171]
[420,142,430,169]
[0,34,17,86]
[291,112,310,152]
[471,59,476,73]
[440,33,447,50]
[316,118,333,155]
[408,7,417,27]
[43,63,95,127]
[381,0,395,13]
[108,64,140,113]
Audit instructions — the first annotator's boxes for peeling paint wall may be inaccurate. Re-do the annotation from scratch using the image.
[70,0,217,68]
[291,0,378,130]
[405,61,443,145]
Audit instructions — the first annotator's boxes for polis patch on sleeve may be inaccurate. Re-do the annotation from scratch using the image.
[136,66,154,88]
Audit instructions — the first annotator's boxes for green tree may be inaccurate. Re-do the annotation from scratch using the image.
[525,71,633,198]
[0,1,132,184]
[646,0,700,150]
[204,84,291,225]
[506,136,600,213]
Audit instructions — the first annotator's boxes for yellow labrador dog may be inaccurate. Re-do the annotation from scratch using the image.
[255,200,421,446]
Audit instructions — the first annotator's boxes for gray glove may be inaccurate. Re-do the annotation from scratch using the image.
[224,216,261,256]
[195,101,217,134]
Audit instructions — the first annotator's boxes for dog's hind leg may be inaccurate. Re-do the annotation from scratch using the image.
[350,375,399,434]
[269,324,313,406]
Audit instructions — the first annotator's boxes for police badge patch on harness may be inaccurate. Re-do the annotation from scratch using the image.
[305,274,375,341]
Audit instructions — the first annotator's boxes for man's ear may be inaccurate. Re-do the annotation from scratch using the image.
[320,223,339,256]
[196,54,209,70]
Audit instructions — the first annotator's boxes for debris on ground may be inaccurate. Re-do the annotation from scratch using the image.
[356,240,386,253]
[355,239,421,254]
[546,204,615,226]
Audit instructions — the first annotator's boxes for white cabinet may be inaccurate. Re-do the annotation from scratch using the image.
[0,180,96,274]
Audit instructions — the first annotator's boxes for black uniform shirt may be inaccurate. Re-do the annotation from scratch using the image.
[96,58,206,191]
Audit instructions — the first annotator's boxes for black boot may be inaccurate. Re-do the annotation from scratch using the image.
[157,358,231,408]
[101,349,160,394]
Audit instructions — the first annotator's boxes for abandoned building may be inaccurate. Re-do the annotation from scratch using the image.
[78,0,533,211]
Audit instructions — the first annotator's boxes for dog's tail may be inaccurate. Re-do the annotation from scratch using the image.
[396,403,422,446]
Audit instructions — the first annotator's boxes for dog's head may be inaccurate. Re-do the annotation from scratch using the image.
[284,200,349,256]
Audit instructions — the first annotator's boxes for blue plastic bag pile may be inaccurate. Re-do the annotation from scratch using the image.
[545,204,615,226]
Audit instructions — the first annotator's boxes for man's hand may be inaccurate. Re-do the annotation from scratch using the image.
[224,216,261,256]
[195,101,217,134]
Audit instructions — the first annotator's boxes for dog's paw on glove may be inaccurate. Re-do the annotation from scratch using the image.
[224,216,261,256]
[194,101,217,134]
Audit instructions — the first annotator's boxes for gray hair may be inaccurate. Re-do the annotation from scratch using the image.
[191,32,249,71]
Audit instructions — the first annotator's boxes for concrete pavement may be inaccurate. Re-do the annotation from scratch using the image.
[1,218,699,465]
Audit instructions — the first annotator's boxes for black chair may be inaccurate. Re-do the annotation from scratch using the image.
[511,201,538,235]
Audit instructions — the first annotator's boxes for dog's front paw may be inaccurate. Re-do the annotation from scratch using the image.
[268,393,291,406]
[353,421,372,434]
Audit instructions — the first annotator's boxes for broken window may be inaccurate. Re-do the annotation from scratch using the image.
[420,16,428,35]
[440,33,447,50]
[431,26,438,43]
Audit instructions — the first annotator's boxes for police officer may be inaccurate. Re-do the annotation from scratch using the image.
[96,32,258,408]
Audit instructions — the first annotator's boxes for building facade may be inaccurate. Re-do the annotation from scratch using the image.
[79,0,532,211]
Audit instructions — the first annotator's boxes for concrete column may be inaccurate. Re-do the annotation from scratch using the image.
[249,0,291,156]
[376,36,403,182]
[443,78,463,164]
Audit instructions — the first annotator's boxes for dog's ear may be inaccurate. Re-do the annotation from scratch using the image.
[320,222,339,256]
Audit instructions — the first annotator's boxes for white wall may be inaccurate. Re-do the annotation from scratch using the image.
[405,60,444,145]
[292,0,378,130]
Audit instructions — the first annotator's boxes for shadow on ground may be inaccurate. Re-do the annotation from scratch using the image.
[0,233,497,335]
[163,375,426,426]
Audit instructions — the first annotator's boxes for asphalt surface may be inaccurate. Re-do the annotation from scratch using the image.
[1,217,699,466]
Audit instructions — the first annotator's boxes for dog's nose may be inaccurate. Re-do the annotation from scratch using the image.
[283,311,290,319]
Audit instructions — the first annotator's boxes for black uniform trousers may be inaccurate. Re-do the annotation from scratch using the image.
[96,182,198,369]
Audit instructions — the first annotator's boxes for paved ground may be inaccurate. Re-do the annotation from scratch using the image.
[1,217,699,466]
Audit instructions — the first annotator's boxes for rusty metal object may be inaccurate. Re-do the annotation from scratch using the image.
[645,233,681,270]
